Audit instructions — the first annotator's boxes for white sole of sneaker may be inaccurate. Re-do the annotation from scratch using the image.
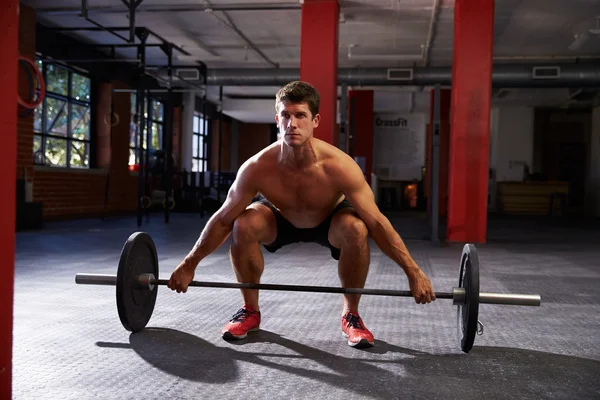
[342,331,375,348]
[222,326,260,341]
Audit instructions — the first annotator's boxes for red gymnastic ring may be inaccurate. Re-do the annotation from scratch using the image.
[18,55,46,109]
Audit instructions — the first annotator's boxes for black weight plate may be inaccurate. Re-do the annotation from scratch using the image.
[457,243,480,353]
[116,232,159,333]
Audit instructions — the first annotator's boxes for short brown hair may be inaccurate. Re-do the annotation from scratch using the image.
[275,81,320,118]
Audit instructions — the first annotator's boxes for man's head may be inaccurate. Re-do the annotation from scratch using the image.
[275,81,321,147]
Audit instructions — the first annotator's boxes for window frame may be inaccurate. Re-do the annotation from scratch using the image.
[192,112,209,173]
[129,92,165,167]
[33,60,93,169]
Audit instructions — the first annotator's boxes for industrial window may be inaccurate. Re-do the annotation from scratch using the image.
[192,113,208,172]
[32,60,92,168]
[129,93,164,167]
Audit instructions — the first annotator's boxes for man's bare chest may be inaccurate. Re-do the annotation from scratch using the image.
[258,168,340,212]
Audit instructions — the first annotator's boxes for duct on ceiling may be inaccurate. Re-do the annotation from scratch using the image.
[205,64,600,88]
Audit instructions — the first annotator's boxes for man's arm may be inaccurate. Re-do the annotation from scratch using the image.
[332,155,435,303]
[182,160,259,269]
[334,157,417,274]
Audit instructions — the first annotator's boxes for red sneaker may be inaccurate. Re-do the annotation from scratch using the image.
[221,306,261,340]
[341,312,375,348]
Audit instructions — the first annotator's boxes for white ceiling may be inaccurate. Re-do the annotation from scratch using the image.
[24,0,600,122]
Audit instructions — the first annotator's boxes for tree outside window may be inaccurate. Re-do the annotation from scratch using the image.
[33,60,92,168]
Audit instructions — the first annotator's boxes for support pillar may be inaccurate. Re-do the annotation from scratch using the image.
[300,0,339,146]
[425,88,451,217]
[181,91,195,172]
[1,0,19,396]
[447,0,494,243]
[230,119,239,171]
[348,90,374,183]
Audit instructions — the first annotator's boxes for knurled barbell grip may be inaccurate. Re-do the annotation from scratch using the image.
[156,277,456,298]
[75,273,454,298]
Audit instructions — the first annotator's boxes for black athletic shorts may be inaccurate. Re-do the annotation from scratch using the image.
[251,194,354,260]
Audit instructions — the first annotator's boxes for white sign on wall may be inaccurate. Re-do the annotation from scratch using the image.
[372,113,426,181]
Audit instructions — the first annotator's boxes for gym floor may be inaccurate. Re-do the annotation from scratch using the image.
[13,212,600,399]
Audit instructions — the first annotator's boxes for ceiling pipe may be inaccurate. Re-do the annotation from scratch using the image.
[205,63,600,88]
[346,44,423,61]
[423,0,441,66]
[37,3,302,15]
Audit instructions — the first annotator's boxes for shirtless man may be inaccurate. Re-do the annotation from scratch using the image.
[168,81,436,348]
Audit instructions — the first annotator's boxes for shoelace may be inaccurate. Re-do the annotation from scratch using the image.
[230,308,255,323]
[344,313,365,330]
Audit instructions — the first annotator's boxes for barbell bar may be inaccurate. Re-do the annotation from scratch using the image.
[74,232,542,353]
[74,273,541,307]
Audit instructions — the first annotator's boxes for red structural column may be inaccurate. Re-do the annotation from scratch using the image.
[447,0,494,243]
[348,90,374,183]
[1,0,19,397]
[300,0,339,146]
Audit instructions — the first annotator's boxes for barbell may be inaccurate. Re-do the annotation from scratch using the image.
[75,231,542,353]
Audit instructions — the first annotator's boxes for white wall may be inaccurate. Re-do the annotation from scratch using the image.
[589,106,600,216]
[490,106,535,182]
[372,112,426,181]
[371,106,534,184]
[373,90,431,115]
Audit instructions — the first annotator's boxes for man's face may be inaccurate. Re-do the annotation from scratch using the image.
[275,100,320,147]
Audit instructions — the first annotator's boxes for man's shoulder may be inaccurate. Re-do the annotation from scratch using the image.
[250,143,279,165]
[316,139,353,166]
[316,140,364,184]
[239,144,278,174]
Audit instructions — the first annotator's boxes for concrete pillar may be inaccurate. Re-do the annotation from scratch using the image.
[447,0,494,243]
[181,91,195,172]
[300,0,339,146]
[426,88,451,216]
[230,119,239,171]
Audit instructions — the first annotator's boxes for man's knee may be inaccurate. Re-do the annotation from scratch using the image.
[232,207,275,245]
[336,213,369,246]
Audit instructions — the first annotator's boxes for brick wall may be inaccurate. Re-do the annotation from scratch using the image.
[105,85,137,214]
[209,121,273,172]
[238,123,271,165]
[30,81,140,220]
[210,120,232,172]
[96,82,112,169]
[32,168,107,219]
